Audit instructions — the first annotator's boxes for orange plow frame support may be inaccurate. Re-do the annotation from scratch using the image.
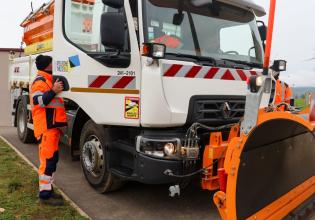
[202,125,239,191]
[212,111,315,220]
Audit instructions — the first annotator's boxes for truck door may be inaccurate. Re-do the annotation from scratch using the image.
[53,0,141,126]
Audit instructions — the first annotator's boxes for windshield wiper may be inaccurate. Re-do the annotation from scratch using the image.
[186,10,201,57]
[221,58,263,68]
[166,52,217,66]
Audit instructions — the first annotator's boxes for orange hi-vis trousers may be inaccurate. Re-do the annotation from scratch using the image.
[38,128,60,199]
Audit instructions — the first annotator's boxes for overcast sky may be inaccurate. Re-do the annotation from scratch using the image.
[0,0,314,86]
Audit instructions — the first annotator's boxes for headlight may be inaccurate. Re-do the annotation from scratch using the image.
[164,143,176,156]
[271,60,287,72]
[136,137,180,158]
[142,43,166,59]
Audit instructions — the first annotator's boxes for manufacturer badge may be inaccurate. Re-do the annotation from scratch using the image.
[222,102,231,119]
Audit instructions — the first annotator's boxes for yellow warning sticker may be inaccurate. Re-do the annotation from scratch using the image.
[124,97,140,119]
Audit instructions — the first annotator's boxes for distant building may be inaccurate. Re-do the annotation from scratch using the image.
[0,48,23,126]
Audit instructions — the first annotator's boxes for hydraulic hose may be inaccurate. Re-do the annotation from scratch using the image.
[164,159,219,178]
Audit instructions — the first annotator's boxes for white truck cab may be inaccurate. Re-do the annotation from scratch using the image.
[9,0,273,192]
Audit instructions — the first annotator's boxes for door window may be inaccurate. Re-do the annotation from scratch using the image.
[64,0,129,53]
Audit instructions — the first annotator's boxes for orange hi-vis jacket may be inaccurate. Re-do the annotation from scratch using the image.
[154,35,182,49]
[30,71,67,139]
[275,79,293,105]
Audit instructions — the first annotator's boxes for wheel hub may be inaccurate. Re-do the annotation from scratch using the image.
[82,137,104,178]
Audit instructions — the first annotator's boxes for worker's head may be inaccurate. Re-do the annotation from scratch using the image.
[35,55,52,74]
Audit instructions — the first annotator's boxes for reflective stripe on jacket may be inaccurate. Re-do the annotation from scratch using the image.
[30,70,67,139]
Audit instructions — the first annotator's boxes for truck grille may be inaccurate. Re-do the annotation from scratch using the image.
[186,96,246,126]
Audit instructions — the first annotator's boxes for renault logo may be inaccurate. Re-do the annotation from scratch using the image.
[222,102,231,119]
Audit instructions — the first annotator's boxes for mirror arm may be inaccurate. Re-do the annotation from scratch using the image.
[90,52,130,68]
[95,50,121,59]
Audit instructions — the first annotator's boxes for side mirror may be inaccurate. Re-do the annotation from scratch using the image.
[257,21,267,42]
[271,60,287,72]
[102,0,124,8]
[53,75,70,91]
[101,13,125,50]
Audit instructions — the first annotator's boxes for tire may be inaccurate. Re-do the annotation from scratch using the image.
[16,100,36,143]
[80,120,124,193]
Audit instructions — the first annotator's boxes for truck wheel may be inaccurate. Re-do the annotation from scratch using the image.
[80,120,124,193]
[17,100,36,143]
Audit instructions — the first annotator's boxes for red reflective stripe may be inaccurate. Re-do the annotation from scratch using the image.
[236,70,248,81]
[250,70,257,76]
[185,66,202,78]
[221,70,235,80]
[89,75,111,88]
[164,64,183,77]
[204,67,219,79]
[112,76,135,88]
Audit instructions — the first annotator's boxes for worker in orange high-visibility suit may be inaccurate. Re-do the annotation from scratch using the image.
[274,72,294,108]
[30,55,67,205]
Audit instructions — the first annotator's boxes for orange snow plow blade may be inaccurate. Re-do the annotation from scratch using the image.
[213,111,315,220]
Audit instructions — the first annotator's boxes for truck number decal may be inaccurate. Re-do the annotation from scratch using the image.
[117,71,136,76]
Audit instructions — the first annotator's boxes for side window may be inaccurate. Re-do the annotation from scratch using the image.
[220,24,255,58]
[64,0,129,53]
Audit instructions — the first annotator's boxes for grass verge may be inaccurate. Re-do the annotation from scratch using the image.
[0,138,88,220]
[295,98,308,110]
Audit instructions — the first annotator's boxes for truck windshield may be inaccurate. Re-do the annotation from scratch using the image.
[143,0,264,65]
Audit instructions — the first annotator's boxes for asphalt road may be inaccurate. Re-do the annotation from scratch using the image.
[0,127,220,220]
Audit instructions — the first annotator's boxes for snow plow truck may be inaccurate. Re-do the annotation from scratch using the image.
[8,0,315,219]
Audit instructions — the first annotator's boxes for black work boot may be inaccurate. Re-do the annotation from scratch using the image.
[39,197,64,206]
[51,191,63,200]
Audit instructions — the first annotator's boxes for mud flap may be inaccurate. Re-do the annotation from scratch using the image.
[216,113,315,220]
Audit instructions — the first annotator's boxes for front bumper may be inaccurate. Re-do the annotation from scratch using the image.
[133,153,184,184]
[109,131,201,184]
